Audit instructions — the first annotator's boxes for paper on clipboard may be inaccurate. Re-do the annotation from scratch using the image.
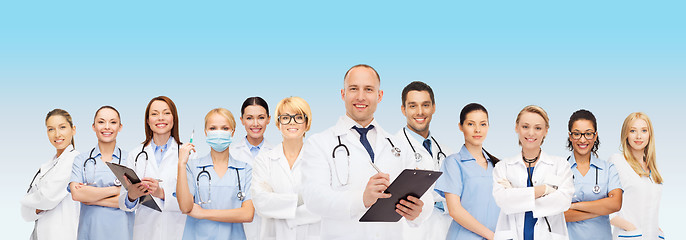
[106,162,162,212]
[359,169,442,222]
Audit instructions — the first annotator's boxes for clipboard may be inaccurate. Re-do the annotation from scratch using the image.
[359,169,442,222]
[106,162,162,212]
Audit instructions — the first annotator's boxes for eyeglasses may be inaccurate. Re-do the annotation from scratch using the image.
[278,114,307,125]
[569,131,596,140]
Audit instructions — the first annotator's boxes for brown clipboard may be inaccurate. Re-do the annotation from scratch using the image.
[359,169,442,222]
[106,162,162,212]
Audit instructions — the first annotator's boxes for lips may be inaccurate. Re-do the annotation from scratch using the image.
[54,139,64,143]
[155,123,168,128]
[249,127,262,133]
[101,132,113,137]
[414,117,426,123]
[354,104,367,110]
[577,144,589,149]
[472,135,482,139]
[524,137,537,143]
[286,127,300,132]
[634,141,644,145]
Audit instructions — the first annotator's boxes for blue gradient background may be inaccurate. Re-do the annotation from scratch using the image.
[2,1,684,238]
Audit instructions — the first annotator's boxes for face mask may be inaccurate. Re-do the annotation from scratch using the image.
[206,130,233,152]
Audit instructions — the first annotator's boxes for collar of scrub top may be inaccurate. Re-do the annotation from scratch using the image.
[150,136,174,163]
[567,154,604,171]
[245,136,264,158]
[195,154,248,170]
[404,126,432,151]
[92,144,124,162]
[456,144,491,162]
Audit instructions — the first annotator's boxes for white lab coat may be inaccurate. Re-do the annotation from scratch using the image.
[251,143,321,240]
[608,153,663,240]
[301,116,433,240]
[394,128,453,240]
[230,137,274,240]
[21,145,80,240]
[119,141,186,240]
[492,151,574,240]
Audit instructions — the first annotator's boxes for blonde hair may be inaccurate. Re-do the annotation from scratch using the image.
[275,96,312,134]
[620,112,662,184]
[204,108,236,130]
[515,105,550,144]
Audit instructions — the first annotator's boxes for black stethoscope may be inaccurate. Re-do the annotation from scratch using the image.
[568,156,601,194]
[84,147,122,186]
[134,141,179,177]
[196,166,245,205]
[331,135,401,186]
[402,128,446,164]
[27,148,76,193]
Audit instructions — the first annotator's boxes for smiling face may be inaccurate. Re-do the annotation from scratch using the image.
[569,119,597,157]
[341,66,383,126]
[46,115,76,150]
[401,90,435,137]
[515,112,548,150]
[277,110,307,140]
[92,108,122,143]
[240,105,269,140]
[147,100,174,137]
[459,110,489,148]
[627,118,650,152]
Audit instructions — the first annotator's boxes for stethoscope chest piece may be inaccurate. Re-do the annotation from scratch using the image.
[592,185,601,194]
[114,178,122,186]
[392,147,401,157]
[414,152,422,162]
[237,191,245,201]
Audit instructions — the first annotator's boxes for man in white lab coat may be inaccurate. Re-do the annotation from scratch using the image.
[301,64,433,240]
[394,81,453,240]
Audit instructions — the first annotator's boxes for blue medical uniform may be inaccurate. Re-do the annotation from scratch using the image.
[69,145,134,240]
[182,154,252,240]
[566,154,622,240]
[434,145,500,240]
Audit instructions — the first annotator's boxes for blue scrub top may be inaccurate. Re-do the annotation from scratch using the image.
[69,145,134,240]
[566,154,622,240]
[182,153,252,240]
[434,145,500,240]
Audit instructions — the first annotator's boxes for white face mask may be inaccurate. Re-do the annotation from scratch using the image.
[206,130,232,152]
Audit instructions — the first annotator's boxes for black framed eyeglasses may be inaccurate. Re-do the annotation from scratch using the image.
[569,131,596,140]
[278,114,307,125]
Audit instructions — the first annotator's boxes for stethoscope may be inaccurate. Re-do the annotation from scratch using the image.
[331,135,401,186]
[568,156,601,194]
[402,128,446,164]
[196,167,245,205]
[84,147,122,186]
[134,141,179,178]
[27,148,76,193]
[523,150,552,233]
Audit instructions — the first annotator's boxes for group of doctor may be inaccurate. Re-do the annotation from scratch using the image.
[21,64,664,240]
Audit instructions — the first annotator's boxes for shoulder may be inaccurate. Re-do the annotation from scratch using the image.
[608,153,626,163]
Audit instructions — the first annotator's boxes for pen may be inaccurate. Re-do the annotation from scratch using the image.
[370,161,381,173]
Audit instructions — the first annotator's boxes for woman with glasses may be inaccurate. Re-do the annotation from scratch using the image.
[563,109,622,240]
[69,106,133,240]
[251,96,321,240]
[230,96,274,240]
[119,96,187,240]
[609,112,664,239]
[176,108,254,240]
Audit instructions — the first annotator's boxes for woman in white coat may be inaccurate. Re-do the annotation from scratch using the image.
[119,96,187,240]
[22,109,80,240]
[251,96,321,240]
[608,112,664,239]
[231,96,274,240]
[492,105,574,240]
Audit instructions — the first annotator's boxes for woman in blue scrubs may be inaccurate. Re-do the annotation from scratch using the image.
[176,108,254,240]
[564,110,622,240]
[69,106,134,240]
[434,103,501,240]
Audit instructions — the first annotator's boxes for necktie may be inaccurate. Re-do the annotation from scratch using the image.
[423,139,433,157]
[352,125,375,162]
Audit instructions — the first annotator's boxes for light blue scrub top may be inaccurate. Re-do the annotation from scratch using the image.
[182,153,252,240]
[434,145,500,240]
[566,154,622,240]
[69,145,134,240]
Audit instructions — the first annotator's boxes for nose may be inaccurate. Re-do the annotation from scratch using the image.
[475,125,481,133]
[418,107,424,116]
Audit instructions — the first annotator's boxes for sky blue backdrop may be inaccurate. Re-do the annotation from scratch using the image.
[2,1,684,238]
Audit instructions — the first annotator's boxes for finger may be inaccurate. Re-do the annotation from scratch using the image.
[395,207,409,217]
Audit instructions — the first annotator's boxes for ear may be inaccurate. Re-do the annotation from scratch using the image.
[92,124,96,133]
[458,123,464,133]
[118,123,123,132]
[340,88,345,101]
[231,130,235,137]
[377,89,384,102]
[401,104,406,116]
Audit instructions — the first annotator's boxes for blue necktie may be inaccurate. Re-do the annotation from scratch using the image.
[423,139,433,157]
[352,125,375,162]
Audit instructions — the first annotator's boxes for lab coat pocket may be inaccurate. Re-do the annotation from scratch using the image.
[617,228,643,239]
